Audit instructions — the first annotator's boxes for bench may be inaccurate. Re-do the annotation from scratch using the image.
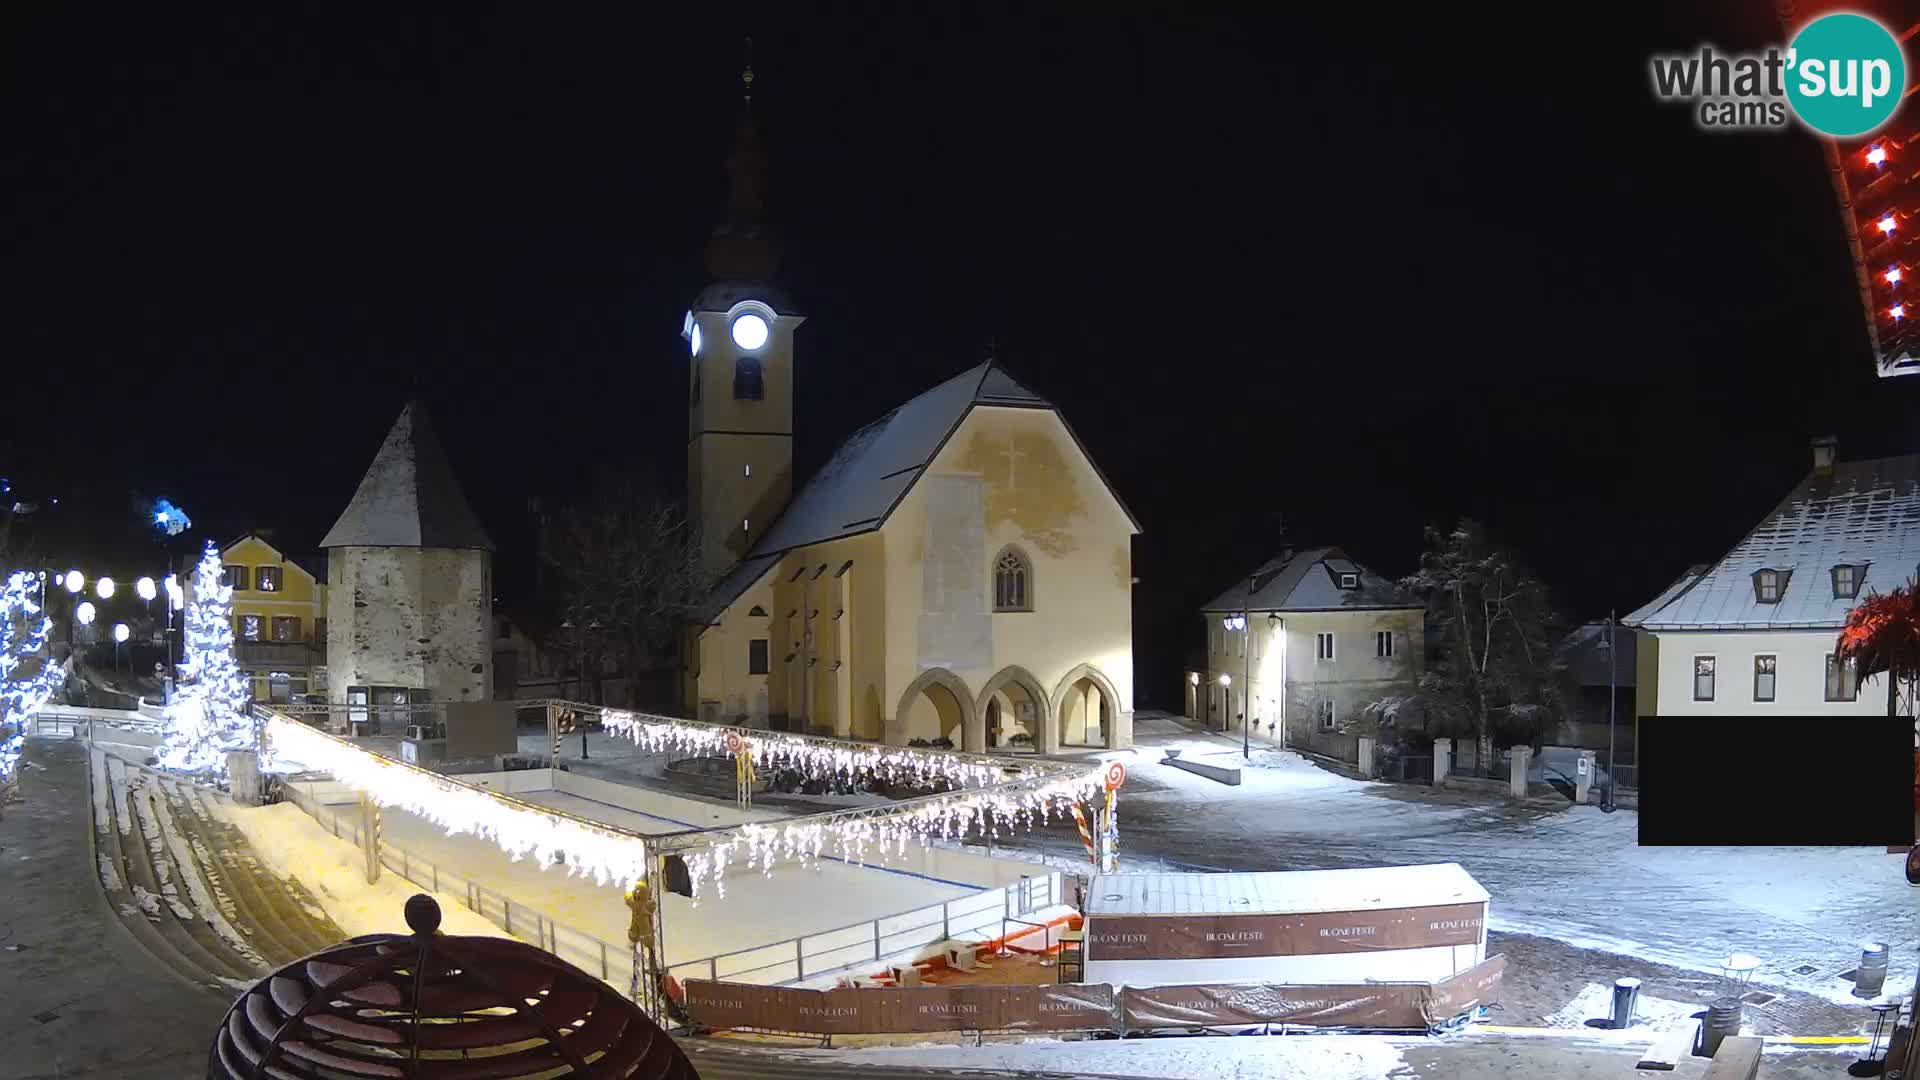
[1701,1035,1762,1080]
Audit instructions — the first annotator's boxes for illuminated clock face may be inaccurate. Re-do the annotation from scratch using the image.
[690,323,702,357]
[730,312,770,351]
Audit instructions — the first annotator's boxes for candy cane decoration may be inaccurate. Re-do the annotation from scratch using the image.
[1071,801,1097,866]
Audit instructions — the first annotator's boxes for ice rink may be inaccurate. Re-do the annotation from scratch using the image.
[339,777,994,974]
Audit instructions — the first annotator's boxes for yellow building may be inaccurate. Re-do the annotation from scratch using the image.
[217,533,328,703]
[681,68,1139,751]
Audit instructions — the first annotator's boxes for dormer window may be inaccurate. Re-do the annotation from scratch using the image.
[1752,569,1788,604]
[1338,573,1358,590]
[1831,564,1863,599]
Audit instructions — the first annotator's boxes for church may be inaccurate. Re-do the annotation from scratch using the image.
[681,64,1138,752]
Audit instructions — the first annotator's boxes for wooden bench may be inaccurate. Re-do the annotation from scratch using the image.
[1701,1036,1763,1080]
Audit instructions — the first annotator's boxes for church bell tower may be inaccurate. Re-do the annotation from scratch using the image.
[686,46,803,585]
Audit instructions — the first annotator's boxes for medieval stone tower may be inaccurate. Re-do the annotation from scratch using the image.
[322,399,494,711]
[685,56,805,585]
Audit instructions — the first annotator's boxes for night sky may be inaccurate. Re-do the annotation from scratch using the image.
[7,3,1920,708]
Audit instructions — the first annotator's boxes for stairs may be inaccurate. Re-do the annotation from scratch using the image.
[87,748,347,994]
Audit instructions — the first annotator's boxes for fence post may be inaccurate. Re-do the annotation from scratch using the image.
[505,898,514,936]
[795,937,806,981]
[874,920,883,962]
[600,941,609,980]
[432,862,438,893]
[942,902,951,942]
[1432,738,1452,787]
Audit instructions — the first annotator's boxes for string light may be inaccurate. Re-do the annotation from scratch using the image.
[95,576,115,599]
[76,601,96,625]
[1868,145,1888,166]
[1889,267,1903,285]
[63,571,82,594]
[1879,215,1898,234]
[1894,305,1906,321]
[136,577,157,601]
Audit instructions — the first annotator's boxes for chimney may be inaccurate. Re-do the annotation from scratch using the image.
[1811,435,1838,475]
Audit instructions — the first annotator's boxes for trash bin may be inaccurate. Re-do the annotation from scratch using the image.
[1611,978,1642,1029]
[1856,943,1890,998]
[1700,998,1743,1057]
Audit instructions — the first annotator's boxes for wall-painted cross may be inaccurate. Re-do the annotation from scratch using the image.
[1001,439,1026,488]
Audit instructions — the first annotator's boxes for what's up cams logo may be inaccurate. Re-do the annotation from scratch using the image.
[1651,12,1907,135]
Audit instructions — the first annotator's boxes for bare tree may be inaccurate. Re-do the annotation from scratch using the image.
[540,472,702,706]
[1400,520,1564,769]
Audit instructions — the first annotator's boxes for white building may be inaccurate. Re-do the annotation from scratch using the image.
[1188,547,1424,747]
[1625,437,1919,717]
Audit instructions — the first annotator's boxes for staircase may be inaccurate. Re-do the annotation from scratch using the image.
[87,748,347,993]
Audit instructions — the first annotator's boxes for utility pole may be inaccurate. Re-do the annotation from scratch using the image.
[1604,611,1617,813]
[1244,575,1254,760]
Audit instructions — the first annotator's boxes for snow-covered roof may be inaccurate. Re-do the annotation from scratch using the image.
[692,361,1139,625]
[1628,453,1920,630]
[1557,621,1637,688]
[1199,546,1418,614]
[1622,565,1709,627]
[1085,864,1488,918]
[321,400,494,551]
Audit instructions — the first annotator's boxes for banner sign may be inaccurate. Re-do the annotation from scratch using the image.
[684,956,1502,1035]
[1084,902,1485,961]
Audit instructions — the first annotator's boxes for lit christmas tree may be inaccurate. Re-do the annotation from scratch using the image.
[1,570,68,792]
[156,541,253,777]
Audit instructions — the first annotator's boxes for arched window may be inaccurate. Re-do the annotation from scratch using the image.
[993,547,1032,612]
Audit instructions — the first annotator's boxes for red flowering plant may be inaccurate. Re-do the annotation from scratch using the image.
[1834,577,1920,811]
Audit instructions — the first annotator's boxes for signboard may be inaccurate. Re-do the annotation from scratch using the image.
[1085,902,1486,961]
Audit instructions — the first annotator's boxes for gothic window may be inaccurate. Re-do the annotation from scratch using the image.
[993,547,1032,612]
[733,355,764,400]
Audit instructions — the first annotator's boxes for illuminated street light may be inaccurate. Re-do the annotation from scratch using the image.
[136,576,157,601]
[96,576,115,599]
[63,570,83,593]
[76,601,96,625]
[113,623,130,643]
[1218,673,1231,687]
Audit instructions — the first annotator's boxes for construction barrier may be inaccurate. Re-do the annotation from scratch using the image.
[686,953,1504,1035]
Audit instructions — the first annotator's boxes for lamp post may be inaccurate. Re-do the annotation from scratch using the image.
[1603,611,1618,813]
[1218,673,1231,740]
[1243,576,1255,760]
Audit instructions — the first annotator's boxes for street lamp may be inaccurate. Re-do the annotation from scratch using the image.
[135,576,156,601]
[96,576,115,600]
[63,570,83,593]
[113,622,129,677]
[76,601,96,625]
[1603,611,1618,813]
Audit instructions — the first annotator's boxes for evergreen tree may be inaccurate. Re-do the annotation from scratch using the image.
[156,541,253,776]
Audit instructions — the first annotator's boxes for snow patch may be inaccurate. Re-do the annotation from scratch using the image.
[107,756,133,836]
[130,884,161,918]
[97,852,122,893]
[787,1032,1411,1080]
[1542,983,1706,1035]
[139,772,265,966]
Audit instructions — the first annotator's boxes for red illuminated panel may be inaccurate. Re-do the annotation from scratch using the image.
[1779,1,1920,375]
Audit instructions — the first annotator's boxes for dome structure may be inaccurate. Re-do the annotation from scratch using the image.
[210,894,697,1079]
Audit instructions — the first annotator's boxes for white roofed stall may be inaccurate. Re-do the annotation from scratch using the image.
[1082,863,1491,989]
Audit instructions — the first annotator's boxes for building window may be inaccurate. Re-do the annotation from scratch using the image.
[1375,630,1394,658]
[1316,632,1335,662]
[748,639,769,675]
[268,672,292,704]
[315,617,328,644]
[1752,569,1785,604]
[256,566,282,592]
[1826,654,1859,701]
[1753,655,1776,702]
[733,356,764,400]
[1316,699,1337,731]
[993,547,1032,612]
[1339,573,1358,589]
[224,565,249,591]
[1692,655,1715,701]
[1831,564,1861,599]
[272,616,300,642]
[240,614,264,641]
[312,667,329,693]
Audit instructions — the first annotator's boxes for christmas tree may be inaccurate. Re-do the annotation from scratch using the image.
[156,541,253,776]
[1,570,68,789]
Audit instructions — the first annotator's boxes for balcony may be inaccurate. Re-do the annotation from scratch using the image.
[235,640,320,668]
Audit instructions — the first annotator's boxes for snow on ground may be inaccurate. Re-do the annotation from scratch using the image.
[782,1033,1411,1080]
[210,800,511,941]
[1541,983,1715,1035]
[97,852,121,892]
[139,775,265,965]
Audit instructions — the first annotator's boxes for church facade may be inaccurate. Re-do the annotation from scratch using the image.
[680,65,1138,752]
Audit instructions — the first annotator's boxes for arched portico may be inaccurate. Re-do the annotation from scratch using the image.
[976,666,1052,754]
[1051,663,1125,750]
[892,667,978,749]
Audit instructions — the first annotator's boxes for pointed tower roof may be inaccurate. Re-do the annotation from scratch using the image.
[321,400,494,551]
[704,40,782,284]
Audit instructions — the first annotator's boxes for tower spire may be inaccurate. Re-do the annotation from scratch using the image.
[707,37,780,280]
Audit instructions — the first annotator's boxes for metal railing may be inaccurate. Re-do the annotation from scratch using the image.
[1289,727,1360,765]
[278,782,639,995]
[663,870,1062,987]
[278,779,1059,994]
[26,706,165,739]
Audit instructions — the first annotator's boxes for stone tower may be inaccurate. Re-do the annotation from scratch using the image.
[322,400,494,711]
[686,51,805,584]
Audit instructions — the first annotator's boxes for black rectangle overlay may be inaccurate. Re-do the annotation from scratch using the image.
[1637,715,1913,847]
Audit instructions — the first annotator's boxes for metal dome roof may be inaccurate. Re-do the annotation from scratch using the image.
[209,894,697,1080]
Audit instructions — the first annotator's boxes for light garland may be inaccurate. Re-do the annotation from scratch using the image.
[2,571,70,782]
[265,716,653,889]
[600,708,1018,792]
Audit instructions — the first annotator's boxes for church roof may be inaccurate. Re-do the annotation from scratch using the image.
[321,400,494,551]
[692,360,1136,625]
[1199,546,1418,614]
